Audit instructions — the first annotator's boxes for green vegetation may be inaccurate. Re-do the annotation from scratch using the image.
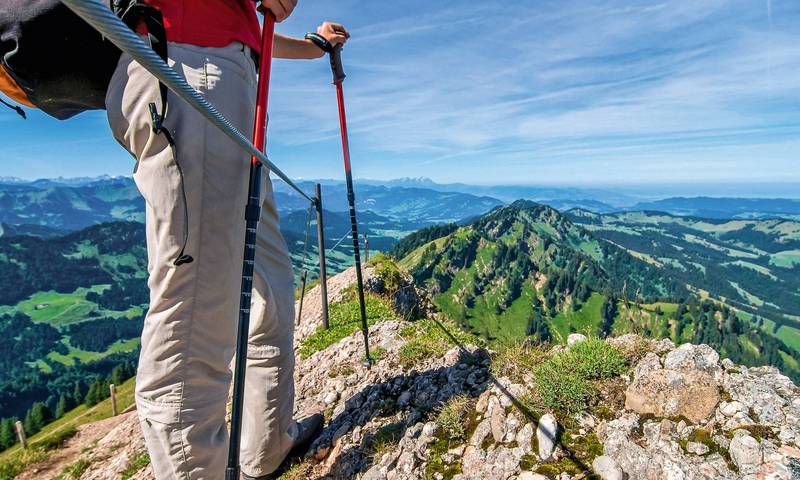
[404,201,686,346]
[121,452,150,479]
[57,458,92,479]
[531,339,628,416]
[298,294,398,359]
[490,341,548,383]
[770,250,800,268]
[0,448,49,479]
[0,222,146,430]
[31,424,77,451]
[391,223,458,260]
[435,395,473,441]
[398,319,484,368]
[368,253,405,295]
[551,293,605,341]
[776,326,800,353]
[367,422,405,465]
[0,286,107,326]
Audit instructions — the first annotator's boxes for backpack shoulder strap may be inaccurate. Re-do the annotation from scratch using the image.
[114,1,169,129]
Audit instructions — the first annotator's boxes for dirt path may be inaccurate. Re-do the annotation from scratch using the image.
[16,414,130,480]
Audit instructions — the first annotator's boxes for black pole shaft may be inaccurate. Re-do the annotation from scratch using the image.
[226,162,262,479]
[315,184,330,330]
[296,270,308,325]
[345,172,371,364]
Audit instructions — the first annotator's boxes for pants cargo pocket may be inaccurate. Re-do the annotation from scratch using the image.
[138,397,228,480]
[138,414,191,480]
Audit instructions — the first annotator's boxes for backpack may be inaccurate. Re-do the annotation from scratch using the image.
[0,0,166,120]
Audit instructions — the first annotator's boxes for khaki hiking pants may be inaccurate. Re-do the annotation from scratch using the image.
[106,40,297,479]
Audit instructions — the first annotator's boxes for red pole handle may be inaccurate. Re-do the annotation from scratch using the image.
[252,14,276,163]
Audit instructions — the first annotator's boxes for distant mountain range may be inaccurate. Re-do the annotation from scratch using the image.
[628,197,800,219]
[3,177,798,239]
[0,177,503,235]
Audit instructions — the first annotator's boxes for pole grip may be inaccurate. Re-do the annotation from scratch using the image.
[329,44,346,84]
[304,32,346,84]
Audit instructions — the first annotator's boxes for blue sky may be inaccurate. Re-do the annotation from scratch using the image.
[1,0,799,186]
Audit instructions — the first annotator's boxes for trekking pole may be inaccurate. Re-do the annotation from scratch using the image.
[226,13,275,480]
[305,34,371,366]
[315,184,330,330]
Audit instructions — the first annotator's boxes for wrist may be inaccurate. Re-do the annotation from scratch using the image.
[304,38,326,59]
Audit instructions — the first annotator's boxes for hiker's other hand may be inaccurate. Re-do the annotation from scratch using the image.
[317,22,350,46]
[260,0,297,22]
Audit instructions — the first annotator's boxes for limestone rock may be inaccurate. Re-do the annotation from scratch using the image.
[686,441,710,455]
[625,349,720,424]
[591,455,624,480]
[567,333,587,345]
[663,343,722,380]
[729,431,762,475]
[537,413,558,460]
[517,473,548,480]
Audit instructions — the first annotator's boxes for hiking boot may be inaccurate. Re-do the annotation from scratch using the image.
[241,413,325,480]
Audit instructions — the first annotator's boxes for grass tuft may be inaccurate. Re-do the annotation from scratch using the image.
[368,422,405,465]
[435,395,473,441]
[490,341,548,382]
[56,458,92,480]
[32,425,77,451]
[121,451,150,479]
[277,461,312,480]
[531,338,628,416]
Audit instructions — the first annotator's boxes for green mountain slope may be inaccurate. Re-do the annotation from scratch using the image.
[567,210,800,352]
[0,223,146,421]
[399,201,685,339]
[398,201,799,381]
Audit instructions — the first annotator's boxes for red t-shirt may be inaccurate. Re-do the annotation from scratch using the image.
[142,0,262,53]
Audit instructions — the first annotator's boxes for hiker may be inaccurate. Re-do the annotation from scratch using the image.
[104,1,349,478]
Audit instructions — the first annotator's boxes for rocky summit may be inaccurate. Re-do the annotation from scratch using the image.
[13,266,800,480]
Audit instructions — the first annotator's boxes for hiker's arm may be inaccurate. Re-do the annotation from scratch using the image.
[272,23,350,59]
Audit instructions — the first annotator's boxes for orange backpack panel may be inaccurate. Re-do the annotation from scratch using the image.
[0,64,34,108]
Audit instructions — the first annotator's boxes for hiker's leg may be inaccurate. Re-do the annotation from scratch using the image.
[239,177,298,476]
[106,41,257,479]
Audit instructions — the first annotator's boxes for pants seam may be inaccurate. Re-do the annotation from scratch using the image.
[177,426,191,480]
[173,51,208,438]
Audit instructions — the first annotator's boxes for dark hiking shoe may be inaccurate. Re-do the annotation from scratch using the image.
[241,413,325,480]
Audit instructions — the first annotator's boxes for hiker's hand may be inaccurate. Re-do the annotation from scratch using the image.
[260,0,297,22]
[317,22,350,47]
